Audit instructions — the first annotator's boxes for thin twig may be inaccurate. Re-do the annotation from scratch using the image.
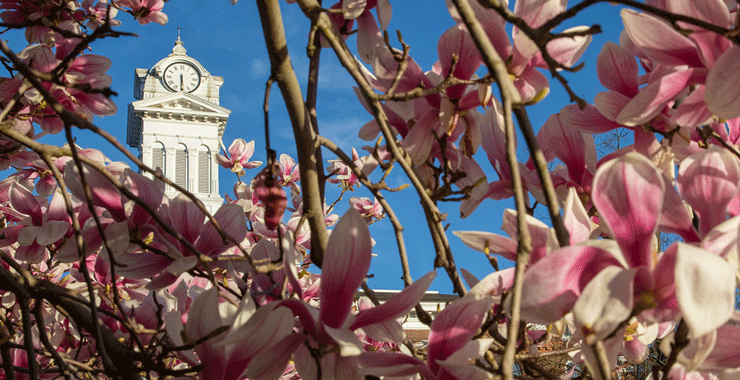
[447,2,531,380]
[513,108,570,247]
[257,0,330,267]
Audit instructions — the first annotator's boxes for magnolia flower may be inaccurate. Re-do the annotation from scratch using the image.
[216,139,262,176]
[520,153,737,376]
[349,196,382,222]
[244,209,436,380]
[116,0,168,25]
[327,147,365,190]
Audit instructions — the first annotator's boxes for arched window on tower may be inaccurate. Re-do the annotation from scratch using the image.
[175,143,188,190]
[152,142,166,173]
[152,142,167,191]
[198,145,212,193]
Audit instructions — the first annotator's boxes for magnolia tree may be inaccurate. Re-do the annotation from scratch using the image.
[2,0,740,379]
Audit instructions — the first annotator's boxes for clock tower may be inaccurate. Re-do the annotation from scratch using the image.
[127,32,230,213]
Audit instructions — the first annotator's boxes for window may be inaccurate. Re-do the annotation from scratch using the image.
[152,142,165,173]
[198,146,211,193]
[152,142,167,191]
[175,144,188,190]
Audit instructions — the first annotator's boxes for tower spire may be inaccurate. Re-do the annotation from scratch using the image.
[170,27,186,56]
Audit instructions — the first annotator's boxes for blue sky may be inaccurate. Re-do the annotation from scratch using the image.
[32,1,630,292]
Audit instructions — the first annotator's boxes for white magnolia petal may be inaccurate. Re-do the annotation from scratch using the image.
[574,266,635,338]
[324,325,364,357]
[675,243,736,337]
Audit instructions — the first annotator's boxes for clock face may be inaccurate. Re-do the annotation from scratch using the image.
[163,62,201,92]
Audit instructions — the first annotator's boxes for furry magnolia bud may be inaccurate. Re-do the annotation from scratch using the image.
[253,165,288,230]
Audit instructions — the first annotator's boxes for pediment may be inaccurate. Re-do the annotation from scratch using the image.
[131,92,231,119]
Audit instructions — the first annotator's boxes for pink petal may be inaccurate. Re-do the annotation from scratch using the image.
[520,245,623,325]
[9,182,41,224]
[616,69,696,126]
[427,296,491,374]
[694,325,740,370]
[357,318,404,343]
[459,179,513,218]
[705,46,740,120]
[665,0,731,29]
[453,231,517,261]
[64,162,126,221]
[564,187,591,244]
[677,147,740,236]
[351,271,436,330]
[559,103,623,134]
[320,208,372,328]
[545,26,592,69]
[376,0,391,30]
[501,209,555,262]
[36,220,69,246]
[671,85,713,127]
[186,288,227,357]
[195,204,247,257]
[594,91,631,123]
[658,172,700,242]
[479,101,510,178]
[537,113,590,183]
[356,11,381,64]
[689,30,732,68]
[446,0,511,63]
[621,9,703,67]
[437,24,482,98]
[324,325,365,356]
[514,67,549,104]
[514,0,566,28]
[279,299,320,338]
[468,268,515,298]
[245,333,304,380]
[357,351,437,380]
[402,111,436,166]
[436,339,496,379]
[596,42,639,97]
[168,194,206,243]
[592,153,664,268]
[75,92,117,116]
[283,236,304,300]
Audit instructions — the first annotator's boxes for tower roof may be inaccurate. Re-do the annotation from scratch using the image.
[170,27,187,56]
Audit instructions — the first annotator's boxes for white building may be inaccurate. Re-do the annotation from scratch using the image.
[127,33,229,213]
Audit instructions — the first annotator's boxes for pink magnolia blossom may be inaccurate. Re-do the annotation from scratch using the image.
[82,0,121,29]
[521,153,737,339]
[349,196,382,222]
[165,286,295,380]
[114,195,247,289]
[327,147,366,189]
[7,182,69,263]
[245,209,436,379]
[607,3,740,130]
[460,101,519,217]
[354,287,502,380]
[216,139,262,176]
[277,153,300,194]
[116,0,167,25]
[446,0,592,104]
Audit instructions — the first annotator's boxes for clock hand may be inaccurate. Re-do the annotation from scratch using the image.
[180,74,184,91]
